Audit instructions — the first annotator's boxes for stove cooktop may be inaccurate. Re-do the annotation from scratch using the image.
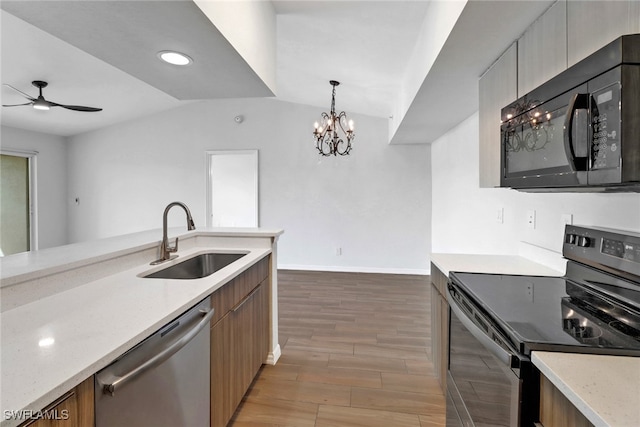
[449,269,640,356]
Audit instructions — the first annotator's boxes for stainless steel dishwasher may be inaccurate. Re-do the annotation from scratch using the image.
[95,297,214,427]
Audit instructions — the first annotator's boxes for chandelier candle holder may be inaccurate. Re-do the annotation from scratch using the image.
[313,80,354,156]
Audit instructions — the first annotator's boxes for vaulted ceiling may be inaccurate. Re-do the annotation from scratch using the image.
[0,1,552,141]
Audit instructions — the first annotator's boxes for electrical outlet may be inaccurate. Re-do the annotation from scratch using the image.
[527,210,536,229]
[496,207,504,224]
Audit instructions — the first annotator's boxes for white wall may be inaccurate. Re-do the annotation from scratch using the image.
[431,112,640,256]
[67,98,431,274]
[1,125,68,249]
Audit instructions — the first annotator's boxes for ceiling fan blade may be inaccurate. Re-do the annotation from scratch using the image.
[3,84,36,101]
[49,102,102,112]
[2,102,33,107]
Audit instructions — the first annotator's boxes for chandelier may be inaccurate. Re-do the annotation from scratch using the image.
[312,80,355,156]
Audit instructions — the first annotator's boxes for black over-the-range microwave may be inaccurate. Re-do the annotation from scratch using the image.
[500,34,640,192]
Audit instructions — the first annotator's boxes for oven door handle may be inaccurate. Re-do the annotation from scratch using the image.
[447,287,515,366]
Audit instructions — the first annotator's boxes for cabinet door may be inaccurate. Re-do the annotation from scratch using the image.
[539,374,594,427]
[430,284,443,390]
[439,293,449,392]
[479,42,517,188]
[568,0,640,66]
[229,281,268,411]
[518,0,567,95]
[430,263,450,392]
[19,377,94,427]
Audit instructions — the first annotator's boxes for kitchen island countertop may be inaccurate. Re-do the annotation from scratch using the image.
[0,228,282,427]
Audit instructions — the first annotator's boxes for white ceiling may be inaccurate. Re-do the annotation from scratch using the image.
[273,0,431,118]
[0,1,552,141]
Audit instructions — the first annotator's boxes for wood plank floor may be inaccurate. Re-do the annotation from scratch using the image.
[228,270,445,427]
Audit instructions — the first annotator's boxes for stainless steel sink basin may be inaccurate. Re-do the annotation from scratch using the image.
[143,253,247,280]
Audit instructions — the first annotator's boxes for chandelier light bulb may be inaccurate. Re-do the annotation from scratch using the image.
[348,119,354,131]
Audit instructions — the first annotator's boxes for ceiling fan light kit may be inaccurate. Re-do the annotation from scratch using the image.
[312,80,354,157]
[2,80,103,112]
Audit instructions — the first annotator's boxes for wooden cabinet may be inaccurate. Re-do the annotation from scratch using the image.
[518,0,567,96]
[430,262,449,391]
[539,374,594,427]
[567,0,640,67]
[19,377,94,427]
[478,42,517,188]
[210,256,270,427]
[230,281,269,410]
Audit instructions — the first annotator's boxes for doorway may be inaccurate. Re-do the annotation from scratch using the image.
[0,151,37,255]
[206,150,259,228]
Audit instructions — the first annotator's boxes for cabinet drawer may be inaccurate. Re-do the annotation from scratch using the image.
[211,256,270,326]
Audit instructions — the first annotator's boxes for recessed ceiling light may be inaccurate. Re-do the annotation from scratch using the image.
[157,51,193,66]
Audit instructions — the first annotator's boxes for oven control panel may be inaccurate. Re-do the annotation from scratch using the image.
[563,225,640,279]
[601,238,640,262]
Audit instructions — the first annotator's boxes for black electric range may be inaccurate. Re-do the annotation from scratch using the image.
[450,225,640,357]
[446,225,640,427]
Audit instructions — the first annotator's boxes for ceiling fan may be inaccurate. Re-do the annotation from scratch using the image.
[2,81,102,112]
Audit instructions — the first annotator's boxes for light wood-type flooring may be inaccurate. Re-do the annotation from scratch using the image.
[228,270,445,427]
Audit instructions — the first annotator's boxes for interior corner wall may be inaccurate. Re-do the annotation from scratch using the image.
[0,125,68,249]
[66,98,431,274]
[430,112,640,256]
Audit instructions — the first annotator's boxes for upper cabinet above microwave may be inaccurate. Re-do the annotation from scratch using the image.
[478,0,640,189]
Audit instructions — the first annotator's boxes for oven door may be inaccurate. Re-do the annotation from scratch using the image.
[446,284,537,427]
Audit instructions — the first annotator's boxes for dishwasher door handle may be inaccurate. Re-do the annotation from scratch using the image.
[100,307,215,396]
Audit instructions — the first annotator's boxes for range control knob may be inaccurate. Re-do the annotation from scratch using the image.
[565,234,577,245]
[577,236,592,247]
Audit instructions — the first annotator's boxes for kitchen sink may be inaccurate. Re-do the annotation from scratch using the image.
[143,252,247,280]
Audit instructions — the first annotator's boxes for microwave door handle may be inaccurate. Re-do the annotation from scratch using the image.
[563,93,589,171]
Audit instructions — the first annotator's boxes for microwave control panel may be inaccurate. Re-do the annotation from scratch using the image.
[590,82,621,170]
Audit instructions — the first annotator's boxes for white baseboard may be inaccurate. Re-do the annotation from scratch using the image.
[277,264,430,276]
[266,344,281,365]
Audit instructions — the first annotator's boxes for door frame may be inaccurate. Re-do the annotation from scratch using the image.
[1,148,38,252]
[205,150,259,228]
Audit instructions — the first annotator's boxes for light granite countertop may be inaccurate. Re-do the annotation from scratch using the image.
[0,228,282,427]
[533,352,640,427]
[431,252,565,277]
[431,252,637,427]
